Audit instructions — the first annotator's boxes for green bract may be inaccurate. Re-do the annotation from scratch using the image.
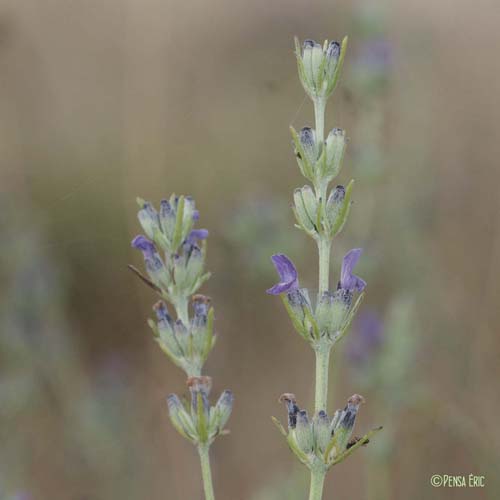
[167,377,234,445]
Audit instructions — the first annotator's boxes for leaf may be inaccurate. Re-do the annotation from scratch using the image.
[329,426,383,467]
[171,195,185,251]
[286,433,311,466]
[271,416,288,437]
[127,264,162,294]
[155,338,183,369]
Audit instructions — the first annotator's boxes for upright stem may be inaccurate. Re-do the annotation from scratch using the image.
[318,238,331,294]
[309,469,326,500]
[309,95,331,500]
[314,347,331,412]
[314,98,326,143]
[197,445,215,500]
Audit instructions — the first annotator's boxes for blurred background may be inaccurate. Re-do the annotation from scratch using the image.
[1,0,499,499]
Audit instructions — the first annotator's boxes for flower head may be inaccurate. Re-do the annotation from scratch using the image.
[267,254,299,295]
[340,248,366,292]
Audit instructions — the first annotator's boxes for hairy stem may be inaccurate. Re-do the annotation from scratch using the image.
[308,469,326,500]
[314,98,326,143]
[309,89,331,500]
[318,238,331,294]
[198,445,215,500]
[314,347,331,413]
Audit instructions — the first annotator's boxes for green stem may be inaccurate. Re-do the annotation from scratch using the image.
[308,469,326,500]
[318,238,331,294]
[197,445,215,500]
[314,347,331,413]
[314,98,326,143]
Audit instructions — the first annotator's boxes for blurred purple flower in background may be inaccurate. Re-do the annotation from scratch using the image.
[347,309,384,365]
[357,39,393,71]
[267,254,299,295]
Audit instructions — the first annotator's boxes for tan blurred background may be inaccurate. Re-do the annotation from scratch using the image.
[1,0,499,499]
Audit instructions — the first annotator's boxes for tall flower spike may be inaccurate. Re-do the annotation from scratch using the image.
[130,195,231,500]
[267,254,299,295]
[268,36,381,499]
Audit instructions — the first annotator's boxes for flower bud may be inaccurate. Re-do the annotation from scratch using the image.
[137,200,161,240]
[153,301,182,357]
[211,390,234,431]
[190,295,214,356]
[313,410,332,453]
[324,183,352,237]
[293,186,319,236]
[172,245,205,295]
[315,290,351,338]
[325,41,341,82]
[167,394,197,442]
[131,235,169,289]
[294,410,314,453]
[299,127,320,165]
[295,37,347,101]
[324,128,346,179]
[188,376,212,440]
[282,288,317,341]
[156,195,197,252]
[159,199,176,238]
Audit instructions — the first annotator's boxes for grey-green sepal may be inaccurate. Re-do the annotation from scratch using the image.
[137,194,197,254]
[290,126,348,188]
[167,376,233,446]
[167,393,198,443]
[150,296,216,376]
[323,180,353,238]
[280,289,319,342]
[323,128,346,180]
[293,185,320,238]
[274,393,380,470]
[171,240,209,297]
[294,36,348,101]
[315,289,365,346]
[280,286,364,348]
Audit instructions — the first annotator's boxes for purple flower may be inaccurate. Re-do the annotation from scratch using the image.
[185,229,209,245]
[131,235,156,258]
[131,235,166,280]
[340,248,366,292]
[266,254,299,295]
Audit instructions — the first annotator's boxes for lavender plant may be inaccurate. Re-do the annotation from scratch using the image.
[130,196,233,500]
[267,38,382,500]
